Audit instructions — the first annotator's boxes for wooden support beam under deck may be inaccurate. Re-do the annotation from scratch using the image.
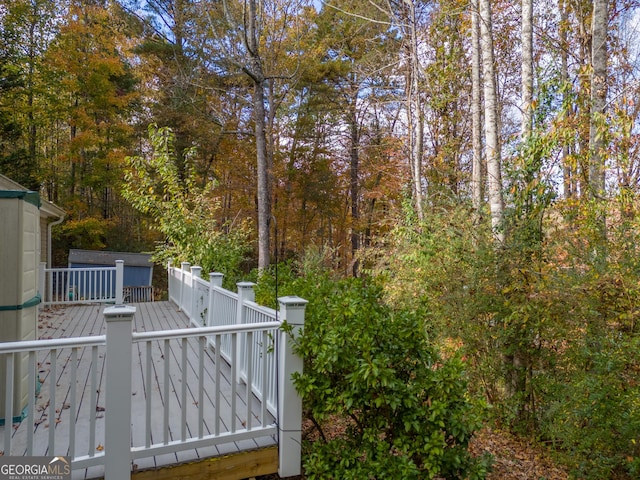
[129,446,278,480]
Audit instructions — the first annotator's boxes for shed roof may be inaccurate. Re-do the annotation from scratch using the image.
[69,249,154,268]
[0,174,65,219]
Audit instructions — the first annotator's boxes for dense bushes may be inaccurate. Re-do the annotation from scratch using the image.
[370,200,640,479]
[257,259,490,479]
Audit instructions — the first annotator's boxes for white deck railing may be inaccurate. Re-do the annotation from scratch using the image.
[169,262,283,416]
[130,322,280,461]
[1,262,307,480]
[123,285,154,303]
[40,261,124,306]
[167,262,307,477]
[0,335,108,470]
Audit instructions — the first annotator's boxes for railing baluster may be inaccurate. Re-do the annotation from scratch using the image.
[46,269,51,303]
[163,338,170,445]
[145,341,152,449]
[261,331,268,427]
[198,336,204,439]
[27,351,36,454]
[214,335,221,436]
[49,348,56,452]
[65,271,70,303]
[231,332,237,434]
[181,337,187,442]
[246,331,253,431]
[69,348,78,459]
[89,345,98,456]
[269,330,276,411]
[4,353,14,454]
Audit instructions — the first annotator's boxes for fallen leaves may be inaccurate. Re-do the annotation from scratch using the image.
[469,427,569,480]
[301,417,569,480]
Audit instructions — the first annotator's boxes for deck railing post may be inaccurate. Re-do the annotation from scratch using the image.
[236,282,256,323]
[167,260,173,301]
[103,304,136,480]
[39,262,46,308]
[115,260,124,305]
[277,296,308,478]
[179,262,190,311]
[208,272,224,326]
[236,282,256,382]
[190,266,202,326]
[210,272,224,288]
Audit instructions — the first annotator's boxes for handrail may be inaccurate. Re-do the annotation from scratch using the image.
[0,335,106,354]
[132,321,282,342]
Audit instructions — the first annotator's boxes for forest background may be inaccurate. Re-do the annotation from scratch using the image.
[2,0,640,478]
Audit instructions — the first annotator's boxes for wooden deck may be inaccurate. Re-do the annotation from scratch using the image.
[0,301,277,479]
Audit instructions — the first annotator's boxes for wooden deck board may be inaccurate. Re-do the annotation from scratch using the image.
[0,301,277,479]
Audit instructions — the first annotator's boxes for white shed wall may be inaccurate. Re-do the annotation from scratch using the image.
[0,194,40,419]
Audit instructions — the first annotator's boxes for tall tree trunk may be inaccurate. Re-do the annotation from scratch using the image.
[246,0,271,270]
[559,0,573,198]
[70,95,78,197]
[521,0,533,139]
[575,2,591,196]
[589,0,607,197]
[478,0,504,242]
[405,0,424,221]
[266,78,278,262]
[27,4,38,190]
[471,0,483,225]
[349,93,360,277]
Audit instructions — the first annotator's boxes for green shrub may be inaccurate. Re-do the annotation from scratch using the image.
[289,274,490,479]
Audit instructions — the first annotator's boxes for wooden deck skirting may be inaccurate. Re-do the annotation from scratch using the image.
[130,446,278,480]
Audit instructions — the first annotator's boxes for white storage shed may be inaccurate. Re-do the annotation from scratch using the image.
[0,176,64,423]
